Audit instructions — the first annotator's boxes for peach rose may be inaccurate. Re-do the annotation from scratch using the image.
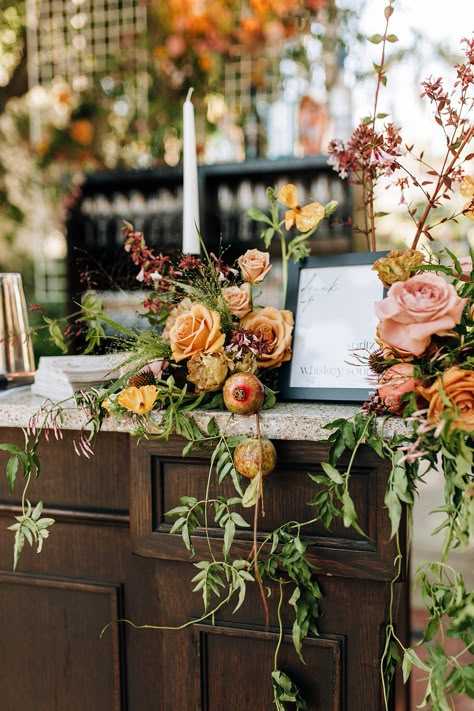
[222,283,251,319]
[162,297,193,342]
[238,249,272,284]
[169,304,225,362]
[377,363,421,414]
[375,273,467,356]
[419,367,474,432]
[240,307,293,368]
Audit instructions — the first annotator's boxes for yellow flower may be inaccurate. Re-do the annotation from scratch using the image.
[278,183,325,232]
[118,385,158,415]
[460,175,474,220]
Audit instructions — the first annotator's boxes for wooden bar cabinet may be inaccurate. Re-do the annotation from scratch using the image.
[0,415,408,711]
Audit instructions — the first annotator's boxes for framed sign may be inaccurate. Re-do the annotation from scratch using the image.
[280,252,388,402]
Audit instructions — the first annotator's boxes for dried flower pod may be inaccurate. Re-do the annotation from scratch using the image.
[186,349,228,393]
[372,249,425,287]
[128,369,157,388]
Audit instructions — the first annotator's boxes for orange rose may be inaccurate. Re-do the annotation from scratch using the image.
[238,249,272,284]
[419,367,474,432]
[222,283,251,319]
[169,304,225,362]
[240,307,293,368]
[162,297,193,342]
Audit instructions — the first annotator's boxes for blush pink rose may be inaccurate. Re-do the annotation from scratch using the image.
[237,249,272,284]
[377,363,421,414]
[222,283,251,319]
[375,273,467,356]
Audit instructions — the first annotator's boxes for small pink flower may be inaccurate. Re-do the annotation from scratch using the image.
[375,273,467,356]
[377,363,421,414]
[458,256,473,281]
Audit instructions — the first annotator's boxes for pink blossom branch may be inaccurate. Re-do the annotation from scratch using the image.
[410,123,474,249]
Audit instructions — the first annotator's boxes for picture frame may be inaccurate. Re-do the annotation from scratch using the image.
[280,251,388,402]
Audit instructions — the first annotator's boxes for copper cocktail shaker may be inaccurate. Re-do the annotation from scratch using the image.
[0,273,35,387]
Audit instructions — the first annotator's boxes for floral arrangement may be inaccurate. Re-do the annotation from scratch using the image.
[2,4,474,711]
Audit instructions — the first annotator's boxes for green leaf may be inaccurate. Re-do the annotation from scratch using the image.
[384,489,402,539]
[182,525,193,554]
[31,501,43,521]
[0,443,21,454]
[6,456,19,493]
[169,516,186,534]
[206,417,219,437]
[223,519,235,555]
[263,227,275,248]
[230,512,250,528]
[242,477,259,508]
[181,440,195,457]
[321,461,344,484]
[342,491,357,528]
[247,207,272,225]
[341,420,356,450]
[368,33,383,44]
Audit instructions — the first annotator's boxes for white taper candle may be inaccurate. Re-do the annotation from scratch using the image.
[182,87,201,255]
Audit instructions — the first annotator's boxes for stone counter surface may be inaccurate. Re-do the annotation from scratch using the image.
[0,385,406,441]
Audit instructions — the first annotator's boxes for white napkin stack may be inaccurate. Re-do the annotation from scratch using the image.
[32,354,128,402]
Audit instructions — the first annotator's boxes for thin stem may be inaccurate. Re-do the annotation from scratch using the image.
[279,231,288,306]
[273,578,285,671]
[100,585,235,638]
[411,124,474,249]
[367,4,392,251]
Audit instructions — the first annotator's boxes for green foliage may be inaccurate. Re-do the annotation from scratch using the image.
[7,500,55,571]
[271,670,307,710]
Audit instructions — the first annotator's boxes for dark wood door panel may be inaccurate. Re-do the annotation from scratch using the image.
[0,427,130,512]
[0,572,126,711]
[195,624,344,711]
[130,438,404,581]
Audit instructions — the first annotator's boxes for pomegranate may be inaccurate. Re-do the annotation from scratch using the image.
[233,437,277,479]
[222,372,265,415]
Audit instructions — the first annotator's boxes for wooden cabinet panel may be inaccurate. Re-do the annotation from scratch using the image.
[131,437,405,581]
[0,572,126,711]
[194,625,344,711]
[0,428,408,711]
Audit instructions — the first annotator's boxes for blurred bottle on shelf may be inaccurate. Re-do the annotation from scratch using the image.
[266,89,297,159]
[297,95,328,156]
[328,49,353,143]
[243,85,265,160]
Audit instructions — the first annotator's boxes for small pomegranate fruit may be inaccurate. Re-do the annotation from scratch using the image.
[222,372,265,415]
[233,437,277,479]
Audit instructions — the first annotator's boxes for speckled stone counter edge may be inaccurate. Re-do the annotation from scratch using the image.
[0,386,408,441]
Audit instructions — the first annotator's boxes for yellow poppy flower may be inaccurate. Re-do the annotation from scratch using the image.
[278,183,325,232]
[117,385,158,415]
[460,175,474,220]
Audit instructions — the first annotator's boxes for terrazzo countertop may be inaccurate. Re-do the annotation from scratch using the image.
[0,386,407,441]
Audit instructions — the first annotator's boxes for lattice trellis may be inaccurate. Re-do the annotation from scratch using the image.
[26,0,148,138]
[25,0,148,302]
[223,53,282,119]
